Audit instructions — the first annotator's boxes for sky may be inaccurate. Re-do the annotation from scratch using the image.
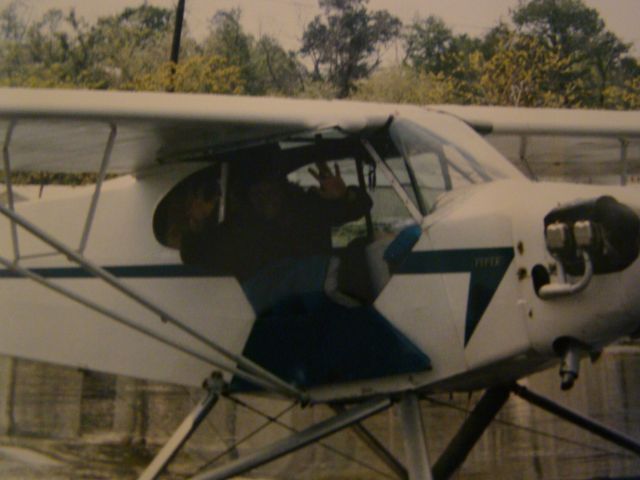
[3,0,639,55]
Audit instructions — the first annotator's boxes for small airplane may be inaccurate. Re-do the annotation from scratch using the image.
[0,87,639,479]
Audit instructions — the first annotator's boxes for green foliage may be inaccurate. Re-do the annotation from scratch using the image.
[393,0,640,109]
[512,0,631,107]
[0,2,174,89]
[353,65,460,104]
[0,0,639,114]
[295,79,340,100]
[300,0,401,98]
[251,35,305,96]
[202,8,306,96]
[0,170,117,186]
[478,32,584,107]
[202,9,253,88]
[0,0,639,187]
[0,4,101,88]
[130,55,245,94]
[603,77,640,110]
[86,5,174,88]
[0,3,303,96]
[404,16,479,77]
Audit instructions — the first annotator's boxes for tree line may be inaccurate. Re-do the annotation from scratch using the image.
[1,0,638,109]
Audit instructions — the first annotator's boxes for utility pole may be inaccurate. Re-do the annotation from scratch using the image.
[168,0,186,91]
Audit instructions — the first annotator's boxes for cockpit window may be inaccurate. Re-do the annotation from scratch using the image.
[389,118,494,212]
[378,147,426,214]
[153,165,221,249]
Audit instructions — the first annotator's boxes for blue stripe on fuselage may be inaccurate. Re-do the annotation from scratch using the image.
[395,247,515,346]
[0,263,217,278]
[1,246,514,376]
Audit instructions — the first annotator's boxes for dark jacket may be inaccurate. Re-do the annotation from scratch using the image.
[181,184,372,281]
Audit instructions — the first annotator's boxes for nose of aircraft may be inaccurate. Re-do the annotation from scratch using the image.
[595,193,640,336]
[525,187,640,388]
[528,186,640,346]
[542,195,640,277]
[619,197,640,336]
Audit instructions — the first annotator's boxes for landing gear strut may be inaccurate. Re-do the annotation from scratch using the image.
[137,382,640,480]
[138,373,226,480]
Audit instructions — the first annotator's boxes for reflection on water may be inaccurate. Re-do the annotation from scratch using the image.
[0,346,639,479]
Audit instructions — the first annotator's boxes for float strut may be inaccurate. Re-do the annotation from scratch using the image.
[511,383,640,456]
[432,385,510,480]
[138,374,226,480]
[398,392,433,480]
[331,404,408,479]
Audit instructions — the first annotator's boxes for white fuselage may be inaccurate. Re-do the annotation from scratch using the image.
[1,166,638,403]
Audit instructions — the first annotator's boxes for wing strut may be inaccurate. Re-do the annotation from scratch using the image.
[518,135,538,181]
[0,124,305,401]
[79,123,117,253]
[0,254,274,392]
[2,120,19,261]
[0,203,305,399]
[620,138,629,186]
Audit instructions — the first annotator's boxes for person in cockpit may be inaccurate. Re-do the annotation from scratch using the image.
[180,159,372,314]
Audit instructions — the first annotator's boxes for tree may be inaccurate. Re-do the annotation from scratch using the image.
[402,16,484,103]
[87,5,174,88]
[300,0,401,98]
[131,55,245,94]
[479,22,511,60]
[0,0,26,42]
[478,32,582,107]
[602,76,640,110]
[353,65,461,104]
[404,16,460,76]
[252,35,305,96]
[512,0,631,106]
[203,9,305,96]
[203,9,252,84]
[0,3,109,88]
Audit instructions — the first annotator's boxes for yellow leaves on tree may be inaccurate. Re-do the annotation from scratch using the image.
[479,33,583,107]
[603,77,640,110]
[353,66,460,104]
[130,55,245,94]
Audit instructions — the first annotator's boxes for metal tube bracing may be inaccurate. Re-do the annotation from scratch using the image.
[331,404,408,479]
[399,393,433,480]
[361,139,423,223]
[0,203,304,400]
[190,398,392,480]
[218,162,228,223]
[2,120,19,261]
[79,123,117,253]
[432,386,510,480]
[138,374,225,480]
[620,138,629,186]
[0,255,275,391]
[518,135,538,181]
[511,383,640,456]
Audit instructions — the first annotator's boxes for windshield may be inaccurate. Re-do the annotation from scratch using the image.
[387,112,524,213]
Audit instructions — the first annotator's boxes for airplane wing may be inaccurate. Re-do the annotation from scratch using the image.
[0,88,389,173]
[431,105,640,184]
